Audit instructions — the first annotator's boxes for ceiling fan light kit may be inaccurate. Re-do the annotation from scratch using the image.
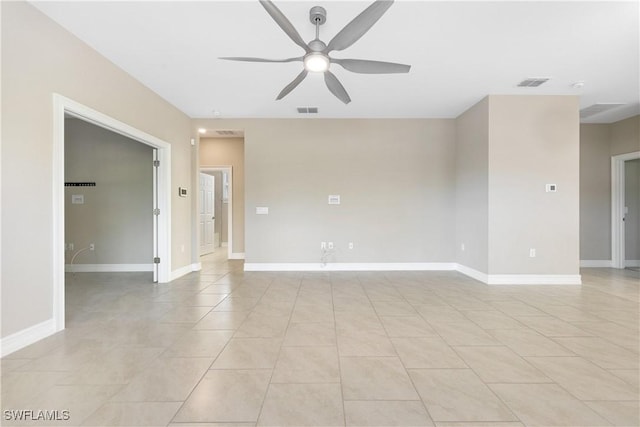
[304,52,330,73]
[220,0,411,104]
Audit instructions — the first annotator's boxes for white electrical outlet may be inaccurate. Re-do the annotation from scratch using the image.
[89,243,95,251]
[328,242,334,250]
[65,243,74,251]
[321,242,327,250]
[529,248,536,258]
[348,242,354,250]
[461,243,465,251]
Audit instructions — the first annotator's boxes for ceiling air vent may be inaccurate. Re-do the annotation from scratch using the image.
[297,107,319,114]
[215,130,237,136]
[580,103,625,118]
[517,78,550,87]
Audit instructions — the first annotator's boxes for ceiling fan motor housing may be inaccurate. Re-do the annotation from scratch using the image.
[309,6,327,25]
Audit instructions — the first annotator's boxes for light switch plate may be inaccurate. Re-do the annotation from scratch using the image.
[328,195,341,205]
[71,194,84,204]
[256,207,269,215]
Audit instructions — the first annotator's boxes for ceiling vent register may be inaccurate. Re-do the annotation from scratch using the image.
[580,103,625,118]
[517,78,550,87]
[215,130,238,136]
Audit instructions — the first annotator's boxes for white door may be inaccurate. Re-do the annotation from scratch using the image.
[200,173,216,255]
[152,149,159,282]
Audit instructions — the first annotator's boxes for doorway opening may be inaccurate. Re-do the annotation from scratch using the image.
[53,94,172,332]
[200,167,233,259]
[611,151,640,269]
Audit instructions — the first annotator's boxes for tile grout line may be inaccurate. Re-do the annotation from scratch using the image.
[253,273,300,426]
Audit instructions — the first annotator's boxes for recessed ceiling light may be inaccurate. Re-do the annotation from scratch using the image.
[571,81,585,89]
[198,128,207,134]
[212,110,221,117]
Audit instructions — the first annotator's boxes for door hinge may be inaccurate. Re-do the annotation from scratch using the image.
[153,160,160,167]
[153,208,160,215]
[153,257,161,264]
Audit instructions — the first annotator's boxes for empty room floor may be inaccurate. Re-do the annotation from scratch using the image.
[1,253,638,427]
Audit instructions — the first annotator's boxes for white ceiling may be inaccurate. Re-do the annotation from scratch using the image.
[32,1,639,123]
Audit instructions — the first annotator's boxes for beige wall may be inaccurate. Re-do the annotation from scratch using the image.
[580,124,612,260]
[611,115,640,156]
[199,138,245,254]
[194,119,456,264]
[455,95,581,276]
[455,97,489,272]
[578,116,640,262]
[488,95,580,275]
[1,2,193,338]
[65,119,153,265]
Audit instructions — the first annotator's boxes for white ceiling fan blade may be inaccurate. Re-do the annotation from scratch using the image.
[331,58,410,74]
[259,0,309,53]
[220,56,303,63]
[324,71,351,104]
[277,70,308,100]
[326,0,394,53]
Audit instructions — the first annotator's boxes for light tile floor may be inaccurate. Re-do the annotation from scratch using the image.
[2,252,639,426]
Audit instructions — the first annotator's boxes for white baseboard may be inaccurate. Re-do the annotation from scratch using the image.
[455,264,581,285]
[455,264,489,283]
[65,264,153,272]
[171,263,202,281]
[486,274,582,285]
[229,252,245,260]
[580,260,613,268]
[0,318,56,357]
[244,262,457,272]
[625,260,640,267]
[244,262,580,284]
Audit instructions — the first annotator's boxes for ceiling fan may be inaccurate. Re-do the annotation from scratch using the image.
[220,0,411,104]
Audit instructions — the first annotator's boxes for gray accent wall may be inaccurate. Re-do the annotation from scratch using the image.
[65,119,154,266]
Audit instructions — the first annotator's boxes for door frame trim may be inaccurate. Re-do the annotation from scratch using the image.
[200,166,233,259]
[611,151,640,269]
[53,94,172,332]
